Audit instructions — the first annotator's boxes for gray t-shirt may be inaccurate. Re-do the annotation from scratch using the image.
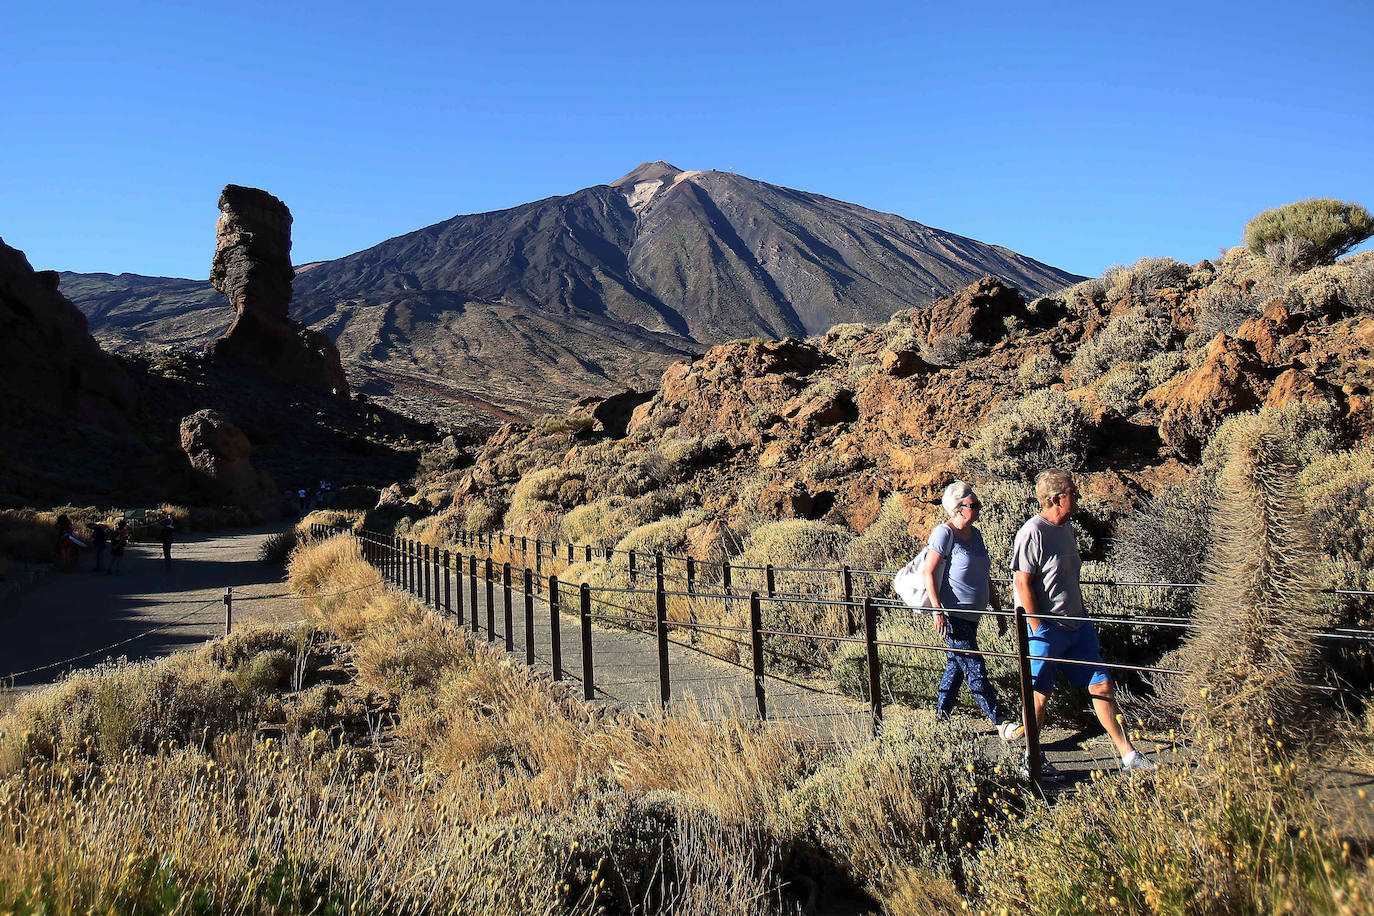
[1010,514,1083,631]
[928,523,991,621]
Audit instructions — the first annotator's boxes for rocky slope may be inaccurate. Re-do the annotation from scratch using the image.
[63,162,1082,425]
[422,247,1374,611]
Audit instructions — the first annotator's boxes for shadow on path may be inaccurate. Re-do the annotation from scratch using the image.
[1,522,304,690]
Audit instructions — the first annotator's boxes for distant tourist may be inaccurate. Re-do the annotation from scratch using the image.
[298,488,311,513]
[55,514,81,571]
[88,521,109,572]
[924,481,1022,742]
[1012,469,1153,778]
[159,514,175,570]
[108,519,130,575]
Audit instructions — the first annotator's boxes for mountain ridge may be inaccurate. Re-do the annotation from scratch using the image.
[61,163,1085,425]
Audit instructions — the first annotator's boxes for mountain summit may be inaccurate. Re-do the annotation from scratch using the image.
[66,163,1083,424]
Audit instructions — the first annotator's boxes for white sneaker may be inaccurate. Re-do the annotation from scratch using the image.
[1121,750,1155,773]
[997,720,1024,742]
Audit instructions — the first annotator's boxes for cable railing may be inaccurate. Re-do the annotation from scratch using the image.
[318,523,1374,787]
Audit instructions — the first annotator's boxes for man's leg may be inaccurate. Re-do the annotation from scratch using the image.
[1088,679,1136,759]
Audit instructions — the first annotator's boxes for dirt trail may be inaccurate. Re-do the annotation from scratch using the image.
[0,523,303,691]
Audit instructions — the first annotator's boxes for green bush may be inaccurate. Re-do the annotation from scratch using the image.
[1245,197,1374,269]
[963,390,1089,481]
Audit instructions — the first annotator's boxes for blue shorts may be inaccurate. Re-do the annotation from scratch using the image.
[1027,621,1110,692]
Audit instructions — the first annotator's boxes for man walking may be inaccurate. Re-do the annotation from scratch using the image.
[159,514,175,570]
[1012,468,1153,778]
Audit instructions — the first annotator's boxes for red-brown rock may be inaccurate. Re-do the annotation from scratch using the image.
[757,478,815,520]
[912,276,1026,346]
[179,409,277,511]
[207,185,349,396]
[1145,334,1268,456]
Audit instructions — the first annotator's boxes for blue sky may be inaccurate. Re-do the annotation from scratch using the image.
[2,0,1371,280]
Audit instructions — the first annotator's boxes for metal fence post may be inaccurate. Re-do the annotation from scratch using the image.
[444,550,452,617]
[655,553,670,707]
[485,558,495,643]
[750,591,766,720]
[580,583,595,701]
[433,547,442,612]
[567,543,574,563]
[584,544,592,564]
[524,568,535,666]
[863,595,883,736]
[628,549,637,587]
[223,587,233,635]
[549,576,562,681]
[1014,603,1042,786]
[535,539,543,576]
[502,563,513,652]
[454,552,465,624]
[686,557,696,594]
[842,565,855,634]
[422,544,431,605]
[722,561,732,593]
[766,564,776,600]
[469,555,479,635]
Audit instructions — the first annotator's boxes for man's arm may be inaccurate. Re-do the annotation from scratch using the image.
[1014,570,1041,633]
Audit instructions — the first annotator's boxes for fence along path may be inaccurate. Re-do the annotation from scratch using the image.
[322,525,869,736]
[324,527,1374,791]
[321,525,1243,787]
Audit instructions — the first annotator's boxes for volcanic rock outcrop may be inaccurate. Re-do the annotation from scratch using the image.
[207,185,349,396]
[0,237,136,426]
[179,409,278,511]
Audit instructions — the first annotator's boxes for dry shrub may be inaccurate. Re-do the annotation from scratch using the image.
[921,333,982,366]
[1106,256,1192,300]
[0,743,595,916]
[1194,282,1267,338]
[1093,363,1151,417]
[464,496,505,532]
[1,657,242,768]
[615,511,709,558]
[562,492,685,548]
[1067,310,1175,386]
[286,534,390,638]
[354,611,466,694]
[1175,412,1328,745]
[294,508,361,537]
[971,752,1371,914]
[735,520,853,671]
[1015,351,1061,390]
[779,714,1016,903]
[962,390,1089,482]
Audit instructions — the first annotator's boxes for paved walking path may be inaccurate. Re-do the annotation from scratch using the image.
[0,523,303,692]
[376,548,1179,784]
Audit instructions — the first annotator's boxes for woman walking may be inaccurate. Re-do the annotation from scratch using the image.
[108,518,130,575]
[923,480,1021,740]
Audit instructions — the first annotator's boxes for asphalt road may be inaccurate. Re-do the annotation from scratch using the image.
[1,522,303,690]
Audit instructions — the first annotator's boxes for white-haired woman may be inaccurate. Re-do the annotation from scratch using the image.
[924,480,1021,740]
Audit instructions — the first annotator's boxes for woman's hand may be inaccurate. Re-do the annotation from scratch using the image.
[932,610,948,637]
